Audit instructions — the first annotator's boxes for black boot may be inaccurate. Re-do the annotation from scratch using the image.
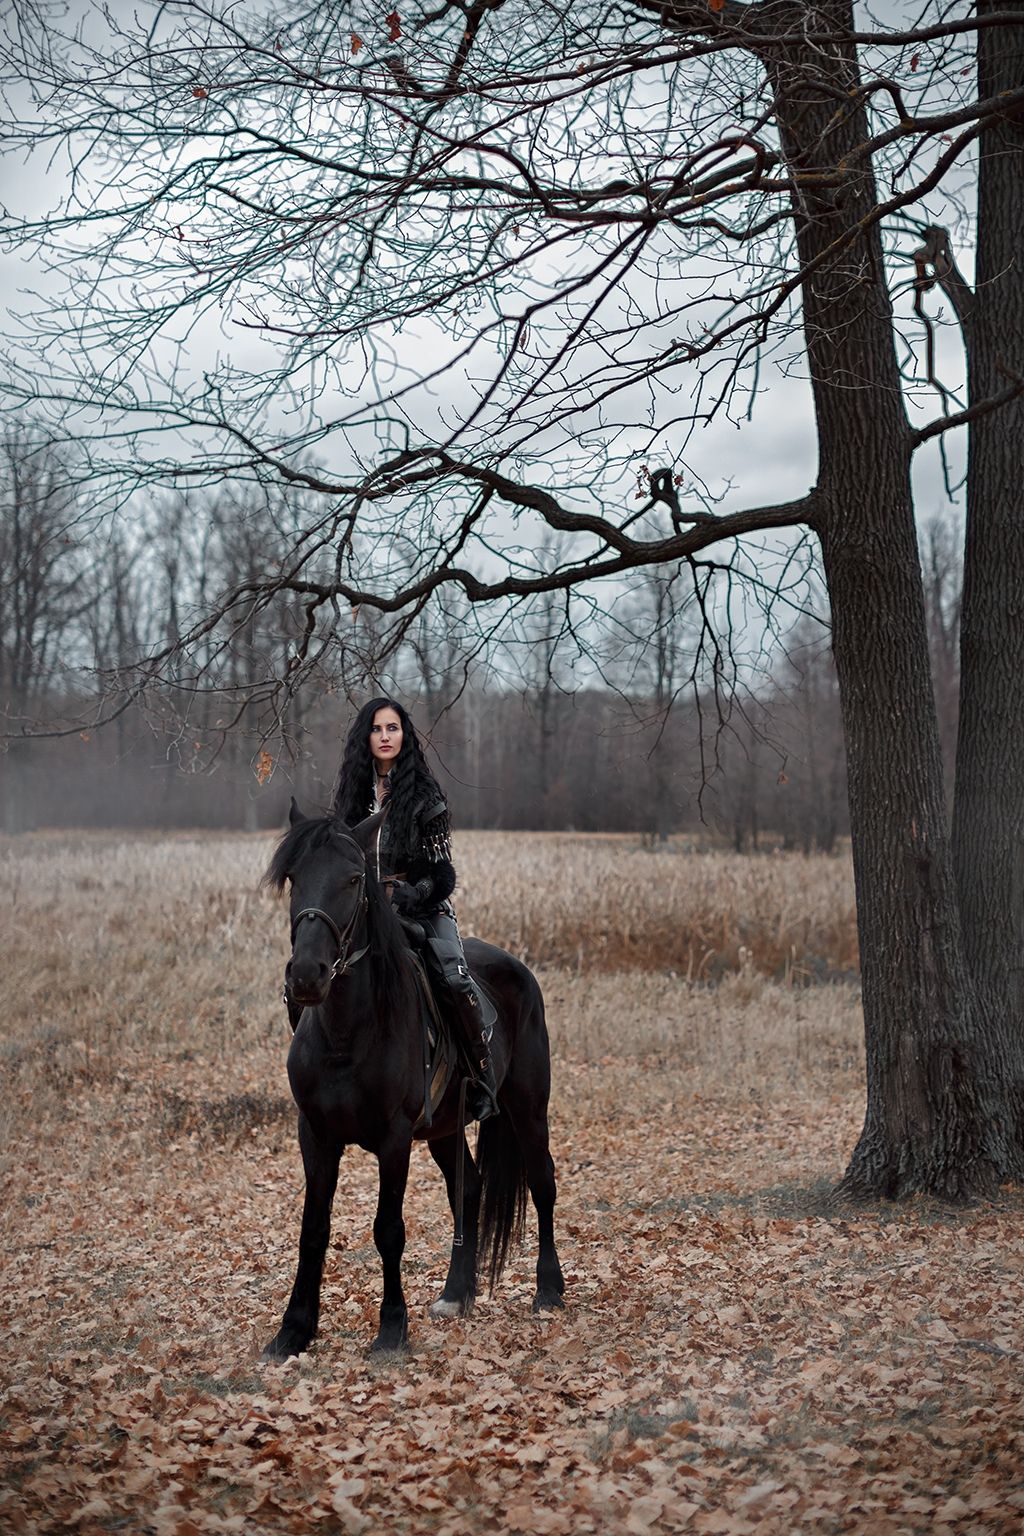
[445,977,499,1122]
[464,990,500,1123]
[419,912,500,1121]
[469,1065,500,1123]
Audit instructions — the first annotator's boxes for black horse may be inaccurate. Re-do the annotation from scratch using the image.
[262,804,565,1356]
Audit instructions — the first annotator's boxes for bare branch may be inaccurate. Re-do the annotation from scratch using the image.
[912,370,1024,447]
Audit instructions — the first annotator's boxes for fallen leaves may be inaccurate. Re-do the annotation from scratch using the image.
[1,837,1023,1534]
[3,1089,1022,1536]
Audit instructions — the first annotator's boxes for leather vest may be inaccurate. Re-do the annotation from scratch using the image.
[375,791,451,876]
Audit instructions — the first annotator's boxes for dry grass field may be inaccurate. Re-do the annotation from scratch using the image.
[1,830,1022,1535]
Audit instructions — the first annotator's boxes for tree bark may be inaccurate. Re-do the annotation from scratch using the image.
[764,2,1004,1196]
[952,0,1024,1172]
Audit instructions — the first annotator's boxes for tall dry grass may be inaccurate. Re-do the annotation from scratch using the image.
[0,830,864,1144]
[458,832,858,979]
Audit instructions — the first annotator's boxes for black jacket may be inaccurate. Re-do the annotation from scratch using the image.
[378,794,456,914]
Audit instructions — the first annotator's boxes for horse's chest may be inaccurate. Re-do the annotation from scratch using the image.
[287,1041,389,1139]
[290,1053,353,1111]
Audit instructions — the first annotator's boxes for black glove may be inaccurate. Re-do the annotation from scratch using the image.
[391,877,433,914]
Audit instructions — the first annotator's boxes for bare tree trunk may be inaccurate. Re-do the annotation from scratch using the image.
[766,2,1005,1196]
[0,432,82,832]
[952,0,1024,1171]
[921,517,961,810]
[0,740,33,832]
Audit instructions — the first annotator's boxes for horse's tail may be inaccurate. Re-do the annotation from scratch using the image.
[477,1112,528,1295]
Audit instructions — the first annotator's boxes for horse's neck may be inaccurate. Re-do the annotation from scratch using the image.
[317,964,406,1064]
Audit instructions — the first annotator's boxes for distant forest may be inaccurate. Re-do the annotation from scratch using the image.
[7,675,856,848]
[1,435,961,845]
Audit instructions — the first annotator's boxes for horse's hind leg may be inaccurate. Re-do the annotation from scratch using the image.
[264,1115,343,1359]
[427,1131,481,1318]
[504,1095,565,1312]
[526,1131,565,1311]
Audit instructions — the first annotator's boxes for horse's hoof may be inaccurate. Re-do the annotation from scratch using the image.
[428,1297,471,1320]
[369,1335,410,1356]
[261,1330,309,1360]
[532,1291,565,1313]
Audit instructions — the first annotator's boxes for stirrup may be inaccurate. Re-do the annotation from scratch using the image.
[468,1083,499,1123]
[467,1053,499,1122]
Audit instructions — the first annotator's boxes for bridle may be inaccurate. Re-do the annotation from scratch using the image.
[290,868,369,982]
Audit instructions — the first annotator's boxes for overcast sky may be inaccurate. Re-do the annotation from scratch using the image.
[0,0,973,591]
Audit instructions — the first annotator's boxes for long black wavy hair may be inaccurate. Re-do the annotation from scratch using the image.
[330,696,446,860]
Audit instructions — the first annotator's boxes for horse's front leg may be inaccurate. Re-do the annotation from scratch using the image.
[264,1114,343,1359]
[370,1133,413,1353]
[427,1131,481,1318]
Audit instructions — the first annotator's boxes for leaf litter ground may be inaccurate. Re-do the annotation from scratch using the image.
[1,833,1022,1533]
[2,1052,1023,1536]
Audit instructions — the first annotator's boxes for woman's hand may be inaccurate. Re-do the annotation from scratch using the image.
[390,877,433,914]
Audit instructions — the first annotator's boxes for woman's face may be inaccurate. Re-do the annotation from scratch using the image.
[369,706,404,771]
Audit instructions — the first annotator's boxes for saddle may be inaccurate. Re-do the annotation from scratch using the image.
[399,916,466,1133]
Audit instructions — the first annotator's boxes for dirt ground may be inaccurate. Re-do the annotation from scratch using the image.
[1,833,1022,1534]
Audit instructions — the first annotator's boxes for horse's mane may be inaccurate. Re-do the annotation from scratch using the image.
[264,815,416,1029]
[264,814,338,892]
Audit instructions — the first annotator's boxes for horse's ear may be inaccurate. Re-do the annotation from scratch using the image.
[347,810,384,851]
[289,796,305,826]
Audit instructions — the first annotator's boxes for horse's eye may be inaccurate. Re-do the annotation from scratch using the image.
[350,874,361,885]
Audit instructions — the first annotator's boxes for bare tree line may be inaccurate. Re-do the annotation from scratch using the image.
[2,431,962,847]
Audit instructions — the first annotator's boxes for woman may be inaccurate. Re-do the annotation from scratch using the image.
[329,696,498,1122]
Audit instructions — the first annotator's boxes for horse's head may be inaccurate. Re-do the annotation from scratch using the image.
[265,801,382,1008]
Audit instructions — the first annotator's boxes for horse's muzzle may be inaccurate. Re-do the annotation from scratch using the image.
[285,957,331,1007]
